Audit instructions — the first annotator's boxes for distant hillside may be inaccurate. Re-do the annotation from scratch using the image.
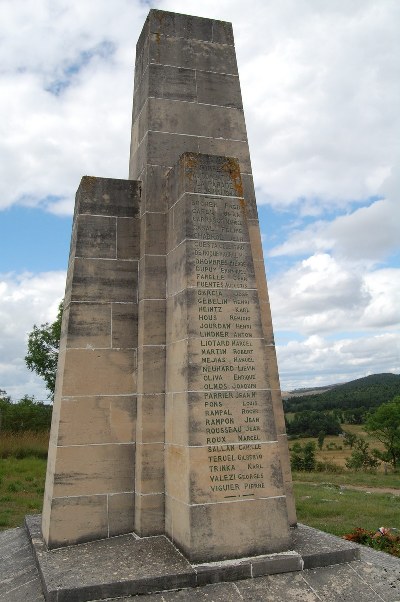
[283,373,400,414]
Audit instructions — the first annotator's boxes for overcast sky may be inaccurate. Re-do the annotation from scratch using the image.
[1,0,399,400]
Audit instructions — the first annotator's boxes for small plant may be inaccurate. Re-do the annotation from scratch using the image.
[343,527,400,557]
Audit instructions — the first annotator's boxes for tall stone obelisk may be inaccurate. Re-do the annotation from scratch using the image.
[41,9,296,559]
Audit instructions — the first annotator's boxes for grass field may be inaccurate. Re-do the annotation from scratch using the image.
[0,456,46,529]
[0,429,398,546]
[289,424,390,469]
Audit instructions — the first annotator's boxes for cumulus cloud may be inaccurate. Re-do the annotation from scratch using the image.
[277,333,400,390]
[0,1,399,394]
[1,0,399,214]
[0,271,66,400]
[269,253,400,335]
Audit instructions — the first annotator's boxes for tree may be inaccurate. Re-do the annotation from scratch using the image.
[345,436,379,471]
[290,441,316,471]
[317,431,325,450]
[25,302,63,400]
[343,431,357,449]
[365,397,400,469]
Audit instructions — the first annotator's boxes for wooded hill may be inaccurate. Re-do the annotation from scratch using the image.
[283,373,400,414]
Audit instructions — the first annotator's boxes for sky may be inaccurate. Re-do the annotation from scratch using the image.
[1,0,399,401]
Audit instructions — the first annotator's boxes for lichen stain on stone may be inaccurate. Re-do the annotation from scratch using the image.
[81,176,97,193]
[184,153,198,182]
[222,158,244,198]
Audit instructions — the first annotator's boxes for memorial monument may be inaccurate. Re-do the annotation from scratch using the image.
[41,8,296,563]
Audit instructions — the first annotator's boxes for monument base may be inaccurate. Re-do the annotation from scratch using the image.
[25,515,359,602]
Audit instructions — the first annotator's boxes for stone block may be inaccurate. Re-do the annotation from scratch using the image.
[66,302,111,349]
[117,217,140,259]
[196,71,243,109]
[112,302,138,348]
[138,299,166,346]
[146,130,199,169]
[108,492,135,537]
[137,345,166,393]
[136,442,164,495]
[148,10,213,43]
[140,210,166,256]
[136,394,165,444]
[45,495,108,548]
[134,493,165,536]
[77,177,141,218]
[148,97,247,141]
[166,496,290,563]
[75,215,116,259]
[197,138,252,173]
[71,258,138,303]
[57,395,136,446]
[138,254,166,300]
[140,164,169,214]
[52,442,135,497]
[61,348,136,396]
[149,35,238,75]
[148,63,197,102]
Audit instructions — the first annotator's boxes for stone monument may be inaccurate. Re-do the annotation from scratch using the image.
[42,8,296,562]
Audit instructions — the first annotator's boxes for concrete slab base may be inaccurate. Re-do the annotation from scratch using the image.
[25,515,359,602]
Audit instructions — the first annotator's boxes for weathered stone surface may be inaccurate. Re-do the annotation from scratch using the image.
[4,522,399,602]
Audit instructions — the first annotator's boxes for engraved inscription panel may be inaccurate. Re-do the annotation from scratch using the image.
[167,158,283,505]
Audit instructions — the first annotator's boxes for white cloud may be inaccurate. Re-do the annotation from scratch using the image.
[269,253,400,335]
[1,0,399,213]
[0,271,66,400]
[269,196,400,262]
[277,333,400,390]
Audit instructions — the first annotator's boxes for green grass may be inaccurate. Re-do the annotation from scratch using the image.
[292,470,400,489]
[293,480,400,537]
[0,456,47,529]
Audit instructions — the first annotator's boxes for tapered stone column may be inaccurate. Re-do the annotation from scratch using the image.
[129,9,296,534]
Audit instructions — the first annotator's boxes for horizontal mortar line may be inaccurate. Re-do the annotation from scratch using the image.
[165,493,286,508]
[166,238,251,255]
[146,129,247,143]
[140,344,166,348]
[167,191,245,213]
[60,394,137,399]
[139,298,165,302]
[165,441,279,448]
[74,256,138,262]
[165,288,258,298]
[66,347,138,351]
[147,95,244,111]
[52,491,135,500]
[166,388,274,394]
[148,61,238,77]
[148,32,235,48]
[134,127,248,149]
[165,335,265,344]
[139,253,166,258]
[136,441,164,445]
[68,301,137,305]
[56,442,135,448]
[134,491,164,497]
[144,162,251,177]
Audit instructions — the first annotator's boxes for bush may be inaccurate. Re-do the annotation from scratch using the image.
[315,461,344,473]
[290,442,316,471]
